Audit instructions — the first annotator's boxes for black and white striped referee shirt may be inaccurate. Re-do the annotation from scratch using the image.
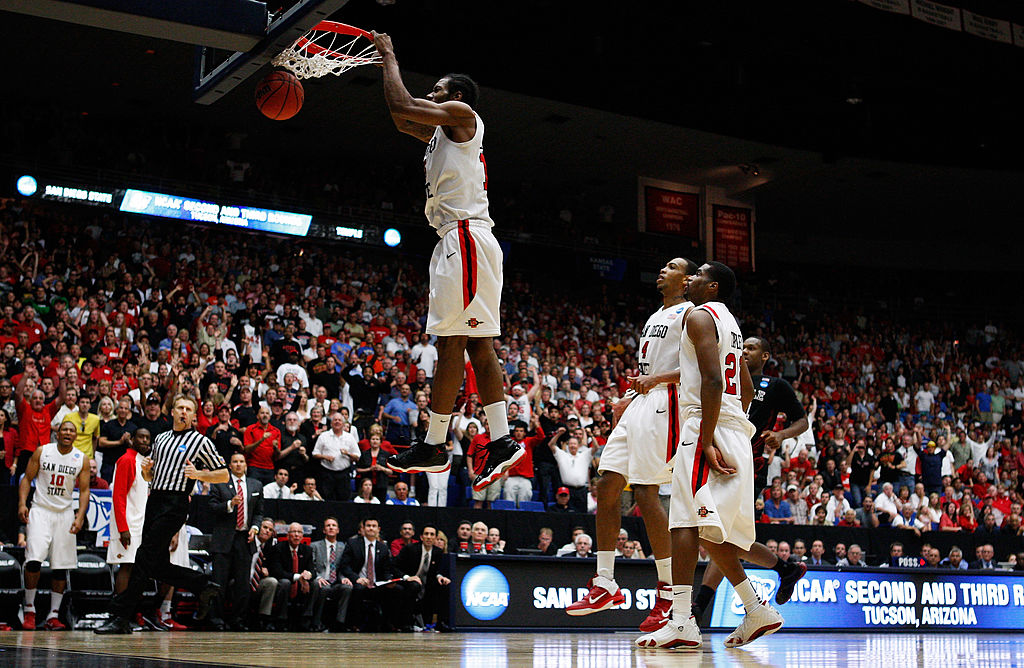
[149,428,226,493]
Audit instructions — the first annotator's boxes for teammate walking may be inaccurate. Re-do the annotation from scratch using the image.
[372,32,522,487]
[566,257,695,633]
[691,336,808,620]
[17,420,90,630]
[636,262,783,650]
[95,396,228,634]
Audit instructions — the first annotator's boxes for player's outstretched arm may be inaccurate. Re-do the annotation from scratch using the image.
[373,32,475,132]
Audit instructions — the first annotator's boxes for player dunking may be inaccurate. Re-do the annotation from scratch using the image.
[691,335,808,621]
[372,32,522,486]
[17,420,91,630]
[566,257,695,633]
[636,262,783,649]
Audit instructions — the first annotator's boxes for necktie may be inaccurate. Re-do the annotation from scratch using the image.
[235,479,245,530]
[366,542,375,588]
[250,544,263,591]
[290,548,299,598]
[329,543,337,584]
[418,548,430,580]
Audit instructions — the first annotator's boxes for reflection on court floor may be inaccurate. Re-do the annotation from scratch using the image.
[3,631,1024,668]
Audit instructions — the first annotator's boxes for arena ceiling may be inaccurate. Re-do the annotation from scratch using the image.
[2,1,1023,248]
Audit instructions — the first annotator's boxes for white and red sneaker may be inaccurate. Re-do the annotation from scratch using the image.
[639,581,672,632]
[21,610,36,630]
[566,576,624,616]
[635,614,702,649]
[43,617,67,631]
[161,616,188,631]
[724,603,783,648]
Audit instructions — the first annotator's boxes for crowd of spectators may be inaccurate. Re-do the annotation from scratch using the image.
[1,189,1023,629]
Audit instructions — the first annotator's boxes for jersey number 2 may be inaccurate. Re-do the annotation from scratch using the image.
[724,353,738,395]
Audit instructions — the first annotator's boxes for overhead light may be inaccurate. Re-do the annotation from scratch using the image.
[383,228,402,247]
[739,163,760,176]
[846,97,863,105]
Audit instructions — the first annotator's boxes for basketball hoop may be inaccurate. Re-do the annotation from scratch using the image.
[271,21,382,79]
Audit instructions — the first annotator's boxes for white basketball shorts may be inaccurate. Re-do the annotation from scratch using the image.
[598,385,679,486]
[426,220,502,337]
[670,415,757,551]
[26,506,78,569]
[106,521,144,564]
[170,524,190,568]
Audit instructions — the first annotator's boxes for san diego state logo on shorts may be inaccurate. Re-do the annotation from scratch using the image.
[466,318,484,329]
[697,506,714,518]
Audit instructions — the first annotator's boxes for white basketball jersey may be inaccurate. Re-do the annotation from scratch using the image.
[112,450,150,532]
[34,442,85,512]
[638,301,693,377]
[678,302,750,430]
[423,112,493,230]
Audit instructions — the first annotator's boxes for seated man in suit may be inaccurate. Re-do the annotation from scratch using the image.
[396,524,452,631]
[268,522,322,631]
[209,452,263,631]
[249,518,281,630]
[311,516,353,632]
[339,516,421,631]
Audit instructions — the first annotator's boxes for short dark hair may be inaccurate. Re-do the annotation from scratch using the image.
[706,261,736,301]
[750,336,771,357]
[444,73,479,107]
[682,258,699,275]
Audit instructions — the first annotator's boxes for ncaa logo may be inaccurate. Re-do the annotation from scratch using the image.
[461,565,510,621]
[730,574,776,615]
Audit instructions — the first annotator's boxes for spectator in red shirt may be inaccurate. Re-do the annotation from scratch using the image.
[88,458,110,489]
[788,450,816,481]
[14,375,62,479]
[243,405,281,486]
[502,417,547,504]
[389,521,419,557]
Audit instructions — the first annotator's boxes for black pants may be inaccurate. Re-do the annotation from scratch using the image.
[319,468,352,501]
[249,467,276,486]
[349,581,420,629]
[420,580,450,625]
[212,531,254,623]
[109,491,209,620]
[567,485,588,513]
[534,462,561,505]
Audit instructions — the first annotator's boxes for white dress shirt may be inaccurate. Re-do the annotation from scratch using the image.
[313,429,361,472]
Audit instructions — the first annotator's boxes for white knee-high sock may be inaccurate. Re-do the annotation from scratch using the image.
[425,410,452,445]
[483,402,510,440]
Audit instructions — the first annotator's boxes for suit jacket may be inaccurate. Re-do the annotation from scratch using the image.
[339,537,396,583]
[311,538,347,582]
[395,543,447,582]
[970,559,996,570]
[208,475,264,554]
[267,540,315,580]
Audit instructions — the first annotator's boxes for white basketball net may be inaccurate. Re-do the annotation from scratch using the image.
[271,22,382,79]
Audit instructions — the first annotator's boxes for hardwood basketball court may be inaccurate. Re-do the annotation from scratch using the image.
[3,631,1024,667]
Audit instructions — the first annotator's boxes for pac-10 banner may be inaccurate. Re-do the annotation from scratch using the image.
[711,567,1024,631]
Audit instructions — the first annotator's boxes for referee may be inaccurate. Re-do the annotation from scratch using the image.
[96,396,229,634]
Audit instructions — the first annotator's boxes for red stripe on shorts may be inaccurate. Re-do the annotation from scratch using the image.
[666,384,679,463]
[692,424,710,495]
[458,220,477,309]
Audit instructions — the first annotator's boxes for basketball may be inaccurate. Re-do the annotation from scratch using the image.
[255,70,303,120]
